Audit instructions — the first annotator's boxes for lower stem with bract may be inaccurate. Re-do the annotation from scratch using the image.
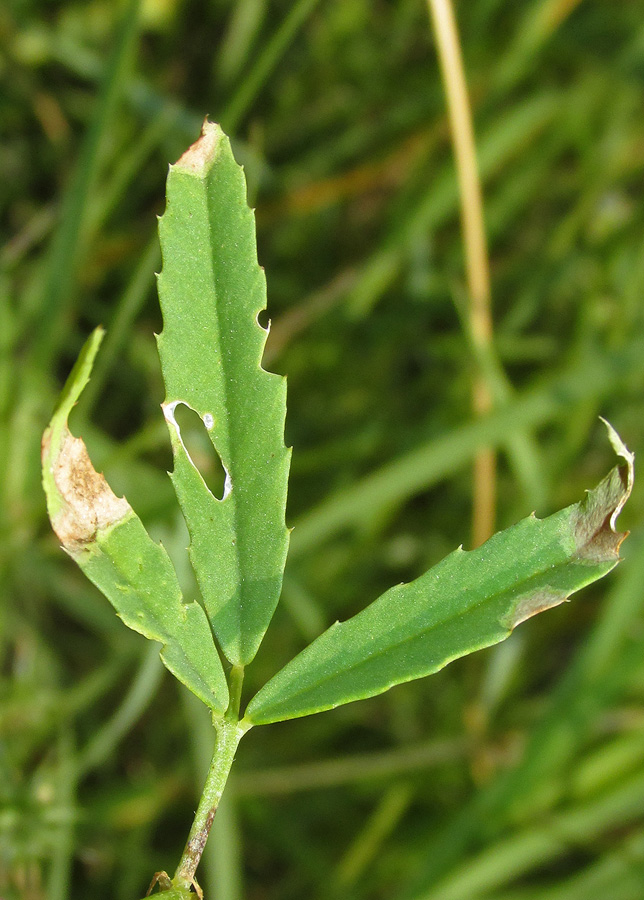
[172,715,247,891]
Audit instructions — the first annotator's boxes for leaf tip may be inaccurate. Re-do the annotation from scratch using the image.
[572,422,634,564]
[503,426,633,631]
[599,418,634,531]
[173,118,223,176]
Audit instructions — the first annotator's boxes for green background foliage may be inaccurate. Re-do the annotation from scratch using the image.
[2,1,644,899]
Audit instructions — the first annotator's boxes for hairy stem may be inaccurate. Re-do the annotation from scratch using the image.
[173,689,248,891]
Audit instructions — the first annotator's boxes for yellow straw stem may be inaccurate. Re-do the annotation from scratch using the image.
[426,0,495,546]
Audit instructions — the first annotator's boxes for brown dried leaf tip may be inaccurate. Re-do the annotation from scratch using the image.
[504,421,633,631]
[573,420,634,564]
[174,118,222,176]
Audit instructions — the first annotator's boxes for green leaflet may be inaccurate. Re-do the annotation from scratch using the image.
[41,329,228,714]
[156,121,290,667]
[245,426,633,725]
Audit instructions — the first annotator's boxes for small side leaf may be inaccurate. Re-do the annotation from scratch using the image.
[42,329,228,714]
[245,429,633,725]
[156,120,291,666]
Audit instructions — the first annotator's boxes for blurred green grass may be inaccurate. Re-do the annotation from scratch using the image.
[2,1,644,898]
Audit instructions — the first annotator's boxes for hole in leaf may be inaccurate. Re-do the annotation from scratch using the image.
[257,308,270,331]
[173,403,227,500]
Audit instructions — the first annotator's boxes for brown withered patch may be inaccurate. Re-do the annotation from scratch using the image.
[45,429,130,554]
[504,588,569,630]
[572,464,630,564]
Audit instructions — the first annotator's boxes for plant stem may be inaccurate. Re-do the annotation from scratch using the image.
[173,710,247,890]
[426,0,496,547]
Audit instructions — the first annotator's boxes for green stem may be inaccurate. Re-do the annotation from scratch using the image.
[173,668,248,891]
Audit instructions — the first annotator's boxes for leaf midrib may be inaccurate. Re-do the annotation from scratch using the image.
[201,155,246,656]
